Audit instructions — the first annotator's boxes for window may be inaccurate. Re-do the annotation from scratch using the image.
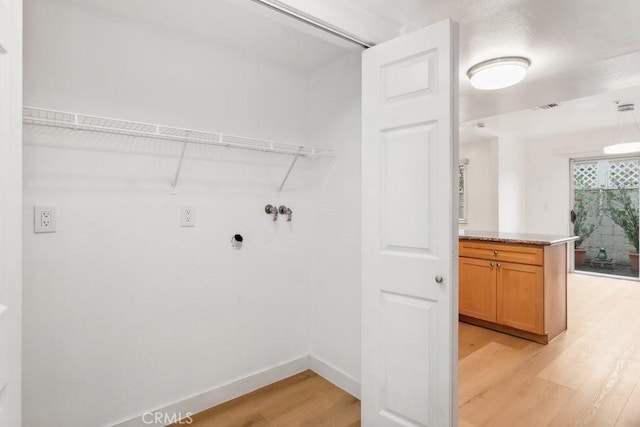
[459,162,468,223]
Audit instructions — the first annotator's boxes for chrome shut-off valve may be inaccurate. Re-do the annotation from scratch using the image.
[265,204,278,221]
[278,205,293,222]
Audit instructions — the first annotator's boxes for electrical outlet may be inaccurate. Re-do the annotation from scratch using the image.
[181,207,195,227]
[34,206,56,233]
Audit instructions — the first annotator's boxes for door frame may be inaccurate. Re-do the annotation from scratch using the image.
[569,155,640,280]
[0,0,23,425]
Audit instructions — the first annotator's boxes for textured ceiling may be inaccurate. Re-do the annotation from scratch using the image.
[50,0,640,127]
[280,0,640,121]
[461,84,640,144]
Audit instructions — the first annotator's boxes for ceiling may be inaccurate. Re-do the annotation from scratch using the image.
[460,83,640,144]
[279,0,640,122]
[53,0,640,125]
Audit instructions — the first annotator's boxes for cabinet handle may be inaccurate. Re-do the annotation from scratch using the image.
[493,250,498,255]
[497,263,501,268]
[490,262,494,268]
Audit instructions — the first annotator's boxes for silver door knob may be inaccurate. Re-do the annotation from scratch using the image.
[435,275,444,283]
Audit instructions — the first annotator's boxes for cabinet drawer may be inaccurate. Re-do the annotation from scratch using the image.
[459,241,543,266]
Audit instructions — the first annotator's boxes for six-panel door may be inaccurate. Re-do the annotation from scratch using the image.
[361,19,458,427]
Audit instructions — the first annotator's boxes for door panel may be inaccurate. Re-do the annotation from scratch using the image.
[381,51,435,101]
[496,262,544,334]
[381,292,434,425]
[459,257,496,322]
[381,123,434,254]
[362,19,458,426]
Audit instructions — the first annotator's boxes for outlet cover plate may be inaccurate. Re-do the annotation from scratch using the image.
[181,207,195,227]
[34,206,56,233]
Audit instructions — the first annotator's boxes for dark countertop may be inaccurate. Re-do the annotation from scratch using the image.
[459,230,579,246]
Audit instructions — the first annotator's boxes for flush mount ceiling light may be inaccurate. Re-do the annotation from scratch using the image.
[467,57,531,90]
[603,103,640,154]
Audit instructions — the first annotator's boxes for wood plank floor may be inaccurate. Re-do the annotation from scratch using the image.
[459,273,640,427]
[175,370,360,426]
[178,273,640,426]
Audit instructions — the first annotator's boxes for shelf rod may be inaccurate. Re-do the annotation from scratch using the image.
[171,141,189,194]
[279,146,303,192]
[249,0,374,49]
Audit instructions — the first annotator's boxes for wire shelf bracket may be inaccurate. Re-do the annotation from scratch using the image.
[279,146,303,192]
[171,141,189,194]
[22,106,334,193]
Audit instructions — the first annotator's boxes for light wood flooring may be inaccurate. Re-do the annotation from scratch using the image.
[178,273,640,427]
[176,370,360,426]
[459,273,640,427]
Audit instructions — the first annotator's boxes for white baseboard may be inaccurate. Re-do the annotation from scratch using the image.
[113,356,309,427]
[112,355,361,426]
[309,356,361,399]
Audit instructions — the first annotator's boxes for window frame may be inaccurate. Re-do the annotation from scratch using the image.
[459,160,468,223]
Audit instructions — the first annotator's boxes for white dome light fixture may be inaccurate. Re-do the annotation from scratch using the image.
[467,57,531,90]
[603,103,640,154]
[604,142,640,154]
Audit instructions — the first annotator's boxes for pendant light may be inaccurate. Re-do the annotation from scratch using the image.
[603,103,640,154]
[467,57,530,90]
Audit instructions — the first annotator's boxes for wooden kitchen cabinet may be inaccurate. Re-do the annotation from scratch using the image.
[458,235,572,344]
[459,257,496,322]
[496,261,544,334]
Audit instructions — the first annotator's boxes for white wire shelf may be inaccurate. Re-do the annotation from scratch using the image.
[23,106,334,193]
[22,106,333,157]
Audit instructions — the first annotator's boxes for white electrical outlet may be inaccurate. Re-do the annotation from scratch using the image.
[34,206,56,233]
[181,207,195,227]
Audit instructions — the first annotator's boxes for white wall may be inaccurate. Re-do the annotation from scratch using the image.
[23,1,324,426]
[461,127,617,237]
[459,139,498,231]
[523,138,571,235]
[459,135,540,234]
[523,128,616,236]
[23,0,310,142]
[497,136,527,232]
[308,53,362,394]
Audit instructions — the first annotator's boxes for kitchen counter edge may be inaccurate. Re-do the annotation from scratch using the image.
[459,231,579,246]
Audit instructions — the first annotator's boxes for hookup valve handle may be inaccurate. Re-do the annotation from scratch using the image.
[278,205,293,222]
[265,204,278,221]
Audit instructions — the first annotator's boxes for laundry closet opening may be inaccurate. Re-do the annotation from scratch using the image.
[22,1,363,425]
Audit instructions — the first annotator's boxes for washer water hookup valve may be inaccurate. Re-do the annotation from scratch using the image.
[265,204,278,221]
[278,205,293,222]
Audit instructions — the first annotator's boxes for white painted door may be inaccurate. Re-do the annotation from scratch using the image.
[0,0,23,426]
[361,20,458,426]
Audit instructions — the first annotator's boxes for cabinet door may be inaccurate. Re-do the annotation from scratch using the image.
[496,262,544,334]
[459,257,496,322]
